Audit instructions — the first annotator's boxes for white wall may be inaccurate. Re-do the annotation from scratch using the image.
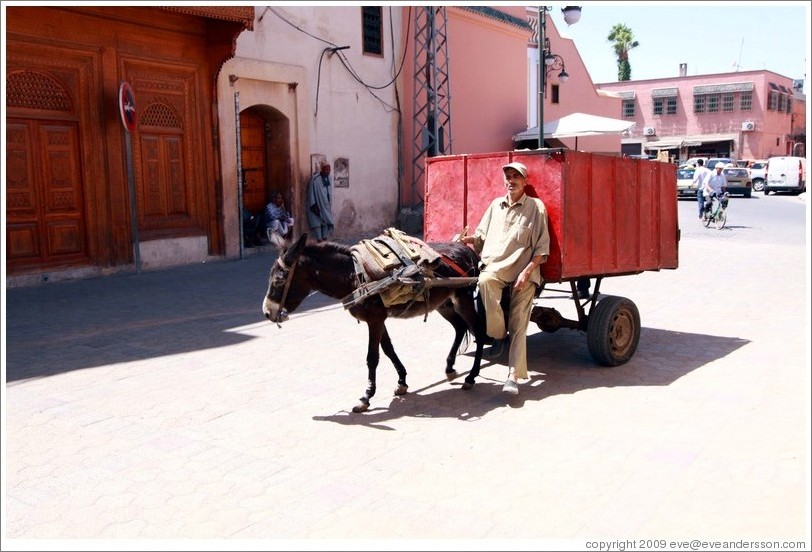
[218,6,404,255]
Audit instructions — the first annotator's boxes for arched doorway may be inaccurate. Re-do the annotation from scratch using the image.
[239,106,291,219]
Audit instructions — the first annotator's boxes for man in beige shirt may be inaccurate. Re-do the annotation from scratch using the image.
[459,162,550,395]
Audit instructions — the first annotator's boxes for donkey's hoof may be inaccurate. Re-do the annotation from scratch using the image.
[461,381,474,391]
[394,384,408,396]
[445,370,459,381]
[352,402,370,413]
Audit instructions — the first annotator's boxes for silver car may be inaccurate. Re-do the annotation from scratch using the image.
[749,161,768,192]
[677,167,696,197]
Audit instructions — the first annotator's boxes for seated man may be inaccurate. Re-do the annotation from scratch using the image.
[264,191,295,239]
[458,162,550,395]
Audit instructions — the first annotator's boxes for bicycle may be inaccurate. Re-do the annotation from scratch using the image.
[702,192,729,229]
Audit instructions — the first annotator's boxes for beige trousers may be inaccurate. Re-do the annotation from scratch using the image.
[478,272,537,380]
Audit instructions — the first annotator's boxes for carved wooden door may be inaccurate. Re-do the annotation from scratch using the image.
[6,119,89,270]
[129,64,206,237]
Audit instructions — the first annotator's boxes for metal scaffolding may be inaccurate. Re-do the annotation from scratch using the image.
[411,6,452,205]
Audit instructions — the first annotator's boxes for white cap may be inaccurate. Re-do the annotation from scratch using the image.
[502,162,528,178]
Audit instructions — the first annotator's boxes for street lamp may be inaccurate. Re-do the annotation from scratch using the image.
[537,6,581,149]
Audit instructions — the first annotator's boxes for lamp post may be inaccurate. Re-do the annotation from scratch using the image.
[537,6,581,149]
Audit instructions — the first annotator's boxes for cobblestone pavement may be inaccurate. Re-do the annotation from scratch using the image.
[3,197,810,549]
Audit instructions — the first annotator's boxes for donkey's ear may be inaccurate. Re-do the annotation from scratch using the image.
[283,233,308,265]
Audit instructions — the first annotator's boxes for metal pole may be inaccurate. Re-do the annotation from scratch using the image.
[537,7,545,149]
[124,131,141,273]
[234,91,244,260]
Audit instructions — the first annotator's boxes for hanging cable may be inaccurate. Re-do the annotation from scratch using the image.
[315,46,350,116]
[270,6,412,115]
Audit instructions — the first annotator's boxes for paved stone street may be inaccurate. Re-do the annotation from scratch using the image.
[3,197,809,549]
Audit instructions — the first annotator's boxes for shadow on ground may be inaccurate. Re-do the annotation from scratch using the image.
[312,327,749,429]
[4,252,337,382]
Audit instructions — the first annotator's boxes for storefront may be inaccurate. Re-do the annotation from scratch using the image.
[643,133,738,163]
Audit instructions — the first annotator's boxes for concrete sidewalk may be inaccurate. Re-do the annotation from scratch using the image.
[3,201,810,547]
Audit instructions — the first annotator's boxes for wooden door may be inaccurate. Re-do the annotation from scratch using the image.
[6,119,89,269]
[128,60,209,238]
[240,110,269,215]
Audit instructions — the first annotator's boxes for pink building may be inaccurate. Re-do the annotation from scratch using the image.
[596,67,805,162]
[398,7,622,209]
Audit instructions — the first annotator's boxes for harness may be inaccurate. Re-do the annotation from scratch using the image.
[272,255,299,327]
[343,228,476,316]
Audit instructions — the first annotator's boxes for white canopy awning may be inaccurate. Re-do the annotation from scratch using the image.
[513,112,635,142]
[643,133,738,150]
[679,133,738,145]
[644,140,684,150]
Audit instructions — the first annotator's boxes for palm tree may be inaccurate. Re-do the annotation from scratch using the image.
[607,23,639,81]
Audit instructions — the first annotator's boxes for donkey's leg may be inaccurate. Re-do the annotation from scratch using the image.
[380,325,409,396]
[453,292,487,390]
[353,321,384,413]
[437,300,468,381]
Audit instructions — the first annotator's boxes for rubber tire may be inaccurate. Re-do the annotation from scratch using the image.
[586,295,640,366]
[752,179,764,192]
[714,210,727,230]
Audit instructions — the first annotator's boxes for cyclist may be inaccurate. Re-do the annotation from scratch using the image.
[703,162,728,217]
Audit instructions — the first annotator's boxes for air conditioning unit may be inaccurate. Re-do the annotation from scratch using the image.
[643,126,656,136]
[742,121,755,131]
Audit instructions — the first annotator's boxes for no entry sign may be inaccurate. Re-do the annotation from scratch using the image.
[118,81,136,133]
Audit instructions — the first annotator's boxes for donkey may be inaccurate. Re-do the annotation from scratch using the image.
[262,233,487,412]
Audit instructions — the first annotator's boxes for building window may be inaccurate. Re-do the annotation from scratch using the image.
[722,92,734,112]
[707,93,720,113]
[787,95,793,114]
[740,91,752,111]
[622,99,635,118]
[552,84,560,104]
[768,90,779,110]
[693,95,705,113]
[362,7,383,56]
[778,92,787,112]
[666,97,677,115]
[653,98,663,116]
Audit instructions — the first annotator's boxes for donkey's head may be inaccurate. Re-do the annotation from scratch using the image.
[262,233,311,325]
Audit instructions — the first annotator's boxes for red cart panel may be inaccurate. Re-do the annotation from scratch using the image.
[424,149,679,283]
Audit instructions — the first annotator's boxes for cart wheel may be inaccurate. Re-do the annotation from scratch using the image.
[587,295,640,366]
[714,210,726,230]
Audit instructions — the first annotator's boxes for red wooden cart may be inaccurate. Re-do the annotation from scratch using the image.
[423,148,680,366]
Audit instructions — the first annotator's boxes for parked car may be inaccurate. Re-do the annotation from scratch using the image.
[707,157,733,171]
[676,167,697,197]
[722,166,752,197]
[684,156,708,168]
[748,161,768,192]
[764,156,807,195]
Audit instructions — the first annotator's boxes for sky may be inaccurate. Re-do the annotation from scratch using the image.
[547,1,810,91]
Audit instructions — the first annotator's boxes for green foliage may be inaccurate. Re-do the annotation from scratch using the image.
[607,23,639,82]
[618,60,631,81]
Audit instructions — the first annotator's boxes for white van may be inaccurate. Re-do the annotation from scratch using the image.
[764,156,807,195]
